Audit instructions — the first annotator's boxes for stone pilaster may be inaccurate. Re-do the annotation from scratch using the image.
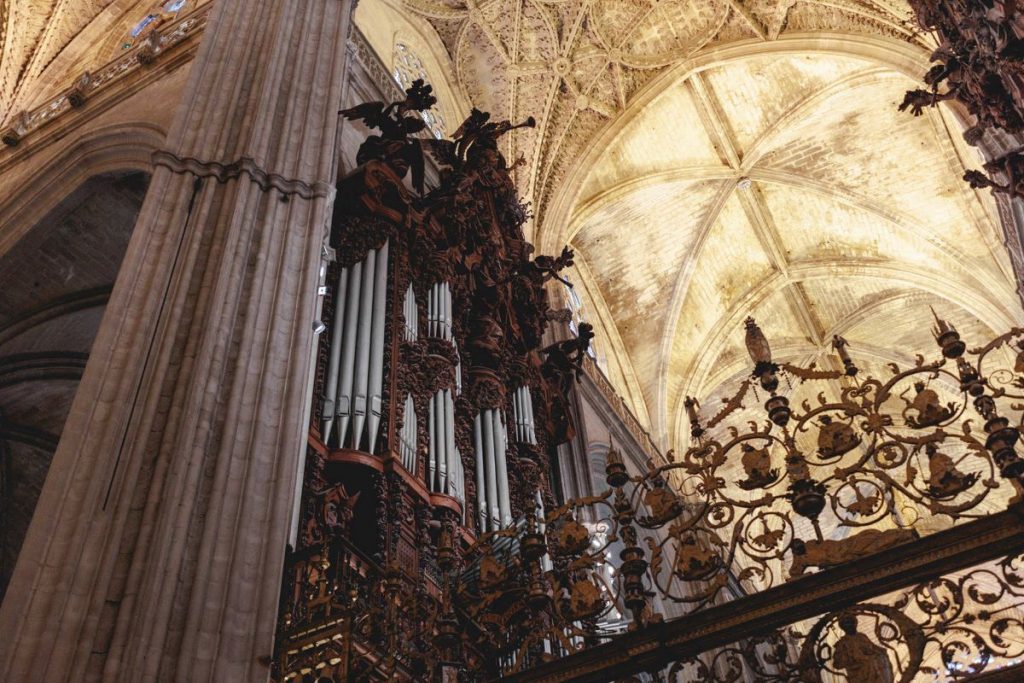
[0,1,355,681]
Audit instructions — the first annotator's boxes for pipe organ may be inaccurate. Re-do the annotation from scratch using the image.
[274,83,589,681]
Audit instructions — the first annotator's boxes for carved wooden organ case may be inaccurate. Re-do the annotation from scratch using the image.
[273,87,581,681]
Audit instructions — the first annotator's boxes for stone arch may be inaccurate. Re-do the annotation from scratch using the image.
[0,165,152,602]
[0,122,163,257]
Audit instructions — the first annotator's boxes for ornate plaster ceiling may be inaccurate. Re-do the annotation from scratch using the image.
[402,0,927,235]
[0,0,205,126]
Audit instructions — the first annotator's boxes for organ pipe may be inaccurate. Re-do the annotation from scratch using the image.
[335,260,360,445]
[428,282,453,341]
[321,242,389,450]
[426,389,465,509]
[472,409,512,532]
[512,386,537,444]
[474,416,486,532]
[403,284,417,341]
[493,410,511,526]
[399,394,417,473]
[352,248,375,449]
[367,241,388,454]
[320,261,348,441]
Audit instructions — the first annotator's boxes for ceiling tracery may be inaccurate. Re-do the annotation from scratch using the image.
[401,0,925,236]
[373,1,1024,453]
[0,0,207,126]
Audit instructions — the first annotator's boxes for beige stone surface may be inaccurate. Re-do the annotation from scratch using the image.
[564,53,1023,448]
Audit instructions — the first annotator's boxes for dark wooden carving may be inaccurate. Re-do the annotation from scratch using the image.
[273,82,590,681]
[903,0,1024,190]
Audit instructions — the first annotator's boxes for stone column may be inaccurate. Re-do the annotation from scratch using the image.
[0,1,355,681]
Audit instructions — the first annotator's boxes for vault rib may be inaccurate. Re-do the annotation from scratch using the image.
[569,250,653,430]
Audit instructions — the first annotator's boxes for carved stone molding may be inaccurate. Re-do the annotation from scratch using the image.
[0,6,209,151]
[151,150,336,200]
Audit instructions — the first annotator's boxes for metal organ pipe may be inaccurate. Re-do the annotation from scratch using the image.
[436,391,448,490]
[367,241,388,454]
[481,412,500,531]
[428,392,437,489]
[322,242,389,451]
[444,390,456,495]
[428,281,453,341]
[352,249,375,450]
[428,285,435,338]
[399,394,417,473]
[402,284,417,341]
[494,410,512,526]
[512,386,537,445]
[321,262,348,442]
[474,416,486,532]
[335,260,361,446]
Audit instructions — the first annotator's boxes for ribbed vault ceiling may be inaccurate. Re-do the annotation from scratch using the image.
[381,0,1024,450]
[401,0,930,235]
[565,53,1024,449]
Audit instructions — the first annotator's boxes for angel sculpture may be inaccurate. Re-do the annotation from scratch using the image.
[340,78,438,193]
[541,323,595,391]
[423,107,535,194]
[526,246,575,287]
[540,323,595,442]
[965,149,1024,199]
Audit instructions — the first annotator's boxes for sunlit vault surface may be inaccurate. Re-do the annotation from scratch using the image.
[562,53,1023,451]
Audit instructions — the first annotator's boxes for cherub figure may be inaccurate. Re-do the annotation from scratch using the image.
[816,415,861,459]
[905,381,955,428]
[926,443,979,498]
[737,443,779,490]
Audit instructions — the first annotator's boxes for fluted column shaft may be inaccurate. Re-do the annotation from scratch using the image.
[0,1,355,681]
